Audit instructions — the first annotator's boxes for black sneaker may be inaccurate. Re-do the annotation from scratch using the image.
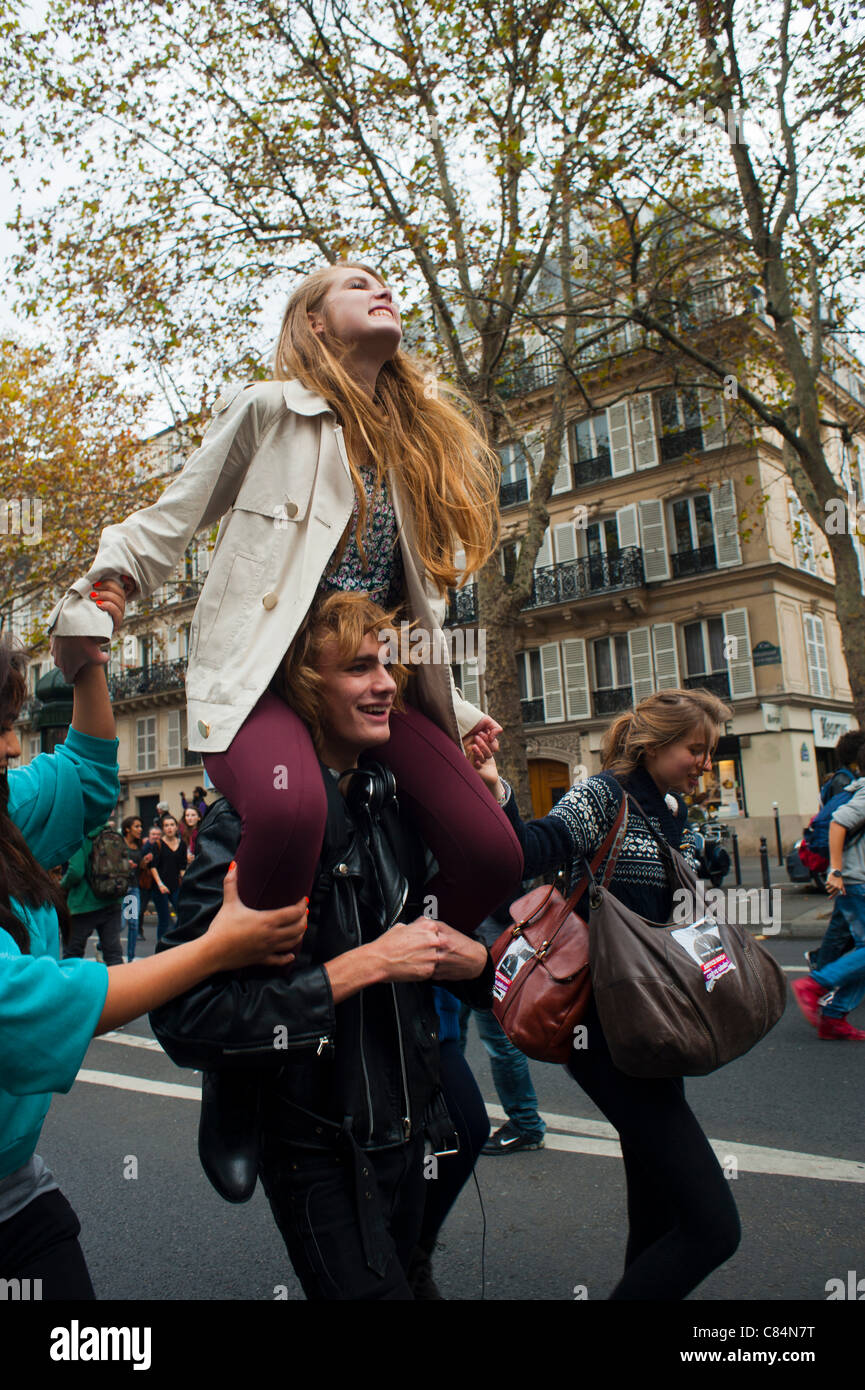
[482,1121,545,1155]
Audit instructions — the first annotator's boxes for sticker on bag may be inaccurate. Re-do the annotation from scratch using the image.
[493,936,537,1002]
[670,919,736,993]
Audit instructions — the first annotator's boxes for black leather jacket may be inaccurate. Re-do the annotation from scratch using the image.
[150,761,493,1150]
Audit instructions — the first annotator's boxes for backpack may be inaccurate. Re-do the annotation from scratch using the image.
[803,788,865,858]
[819,768,854,807]
[86,827,130,900]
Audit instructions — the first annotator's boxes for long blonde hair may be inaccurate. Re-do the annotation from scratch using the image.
[273,262,499,593]
[601,688,732,778]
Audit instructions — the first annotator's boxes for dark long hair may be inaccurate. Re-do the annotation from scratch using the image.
[0,635,72,952]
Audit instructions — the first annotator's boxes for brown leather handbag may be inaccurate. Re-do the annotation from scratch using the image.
[490,800,627,1063]
[590,792,787,1077]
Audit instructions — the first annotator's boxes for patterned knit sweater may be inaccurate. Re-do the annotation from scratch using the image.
[502,765,699,925]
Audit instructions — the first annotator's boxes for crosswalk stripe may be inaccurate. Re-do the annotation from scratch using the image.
[74,1072,865,1184]
[483,1104,865,1184]
[97,1031,164,1051]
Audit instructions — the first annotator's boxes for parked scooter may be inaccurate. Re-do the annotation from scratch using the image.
[690,807,732,888]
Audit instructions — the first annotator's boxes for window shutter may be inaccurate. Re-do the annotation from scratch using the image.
[698,387,726,449]
[122,635,137,665]
[652,623,680,689]
[711,480,742,568]
[629,393,659,470]
[526,427,570,495]
[196,544,211,575]
[638,499,670,581]
[628,627,655,702]
[165,627,181,661]
[553,521,577,563]
[803,614,830,697]
[540,642,565,722]
[167,710,182,768]
[722,608,755,698]
[615,504,639,550]
[458,658,482,707]
[562,638,591,719]
[606,402,634,476]
[454,546,467,574]
[534,526,552,570]
[787,494,816,575]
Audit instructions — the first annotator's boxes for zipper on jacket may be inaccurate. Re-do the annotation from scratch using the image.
[352,892,375,1142]
[392,984,411,1134]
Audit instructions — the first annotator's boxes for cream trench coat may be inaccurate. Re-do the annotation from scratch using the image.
[47,380,486,754]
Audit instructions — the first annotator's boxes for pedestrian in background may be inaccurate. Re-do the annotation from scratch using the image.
[180,804,201,860]
[121,815,145,962]
[793,777,865,1041]
[60,821,125,966]
[150,813,186,939]
[460,902,546,1156]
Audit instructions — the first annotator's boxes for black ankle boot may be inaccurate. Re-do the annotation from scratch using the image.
[198,1070,260,1203]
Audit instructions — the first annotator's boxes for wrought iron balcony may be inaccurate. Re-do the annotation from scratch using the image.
[184,747,203,766]
[526,547,644,609]
[499,478,529,508]
[18,695,43,722]
[671,544,718,578]
[520,696,545,724]
[684,671,731,699]
[593,685,633,717]
[496,345,562,400]
[573,452,612,488]
[445,585,479,626]
[659,425,704,463]
[107,660,187,701]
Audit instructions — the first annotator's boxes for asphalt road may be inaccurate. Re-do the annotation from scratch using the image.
[37,922,863,1305]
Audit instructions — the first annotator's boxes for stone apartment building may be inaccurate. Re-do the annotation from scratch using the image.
[446,310,865,849]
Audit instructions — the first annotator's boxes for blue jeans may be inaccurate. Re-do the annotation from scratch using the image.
[460,1005,545,1139]
[154,886,180,940]
[811,884,865,1018]
[812,899,854,970]
[123,888,140,961]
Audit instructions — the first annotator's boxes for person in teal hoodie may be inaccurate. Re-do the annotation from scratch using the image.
[0,583,309,1299]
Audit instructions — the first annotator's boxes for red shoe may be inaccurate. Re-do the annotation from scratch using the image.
[818,1016,865,1041]
[791,976,824,1028]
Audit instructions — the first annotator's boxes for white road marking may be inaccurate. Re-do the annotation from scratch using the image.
[77,1069,200,1100]
[74,1072,865,1183]
[96,1031,163,1051]
[483,1104,865,1184]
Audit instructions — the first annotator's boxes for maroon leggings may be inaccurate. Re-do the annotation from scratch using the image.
[204,692,524,933]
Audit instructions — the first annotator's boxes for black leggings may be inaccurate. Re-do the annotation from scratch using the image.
[0,1188,95,1300]
[568,1000,741,1300]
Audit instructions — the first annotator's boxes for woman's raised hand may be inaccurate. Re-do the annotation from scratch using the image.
[50,574,134,681]
[207,864,308,969]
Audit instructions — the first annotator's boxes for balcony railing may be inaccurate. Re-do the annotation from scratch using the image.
[659,425,704,463]
[684,671,731,699]
[446,586,479,626]
[520,696,545,724]
[108,660,187,701]
[671,544,718,578]
[19,695,43,721]
[496,345,562,400]
[573,452,612,488]
[499,478,529,508]
[593,685,634,717]
[527,547,644,609]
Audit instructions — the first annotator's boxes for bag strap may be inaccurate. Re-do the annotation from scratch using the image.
[510,793,628,935]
